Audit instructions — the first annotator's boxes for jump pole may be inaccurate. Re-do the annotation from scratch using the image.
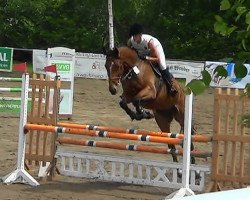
[0,77,22,82]
[58,136,211,158]
[24,124,183,145]
[0,87,38,92]
[2,73,39,186]
[58,122,212,143]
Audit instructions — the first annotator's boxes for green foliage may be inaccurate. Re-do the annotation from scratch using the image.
[201,70,212,86]
[211,0,249,95]
[0,0,249,71]
[214,0,250,54]
[0,0,108,52]
[214,65,228,78]
[185,0,250,97]
[0,0,236,61]
[186,79,207,96]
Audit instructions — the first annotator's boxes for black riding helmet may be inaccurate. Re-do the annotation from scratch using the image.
[129,23,143,37]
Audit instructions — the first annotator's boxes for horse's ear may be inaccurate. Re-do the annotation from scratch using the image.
[105,47,118,58]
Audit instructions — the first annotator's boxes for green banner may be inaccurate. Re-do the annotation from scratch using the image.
[56,63,71,72]
[0,99,31,113]
[0,47,13,72]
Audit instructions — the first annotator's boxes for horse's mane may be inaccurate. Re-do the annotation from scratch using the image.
[118,46,138,66]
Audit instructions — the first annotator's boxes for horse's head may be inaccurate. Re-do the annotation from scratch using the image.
[105,47,125,95]
[105,46,139,95]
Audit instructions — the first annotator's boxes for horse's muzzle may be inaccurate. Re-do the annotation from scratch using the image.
[109,85,117,95]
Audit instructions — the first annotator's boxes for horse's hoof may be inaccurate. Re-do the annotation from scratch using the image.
[129,113,136,121]
[133,113,143,121]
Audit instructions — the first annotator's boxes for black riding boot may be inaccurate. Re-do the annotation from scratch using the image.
[161,68,177,95]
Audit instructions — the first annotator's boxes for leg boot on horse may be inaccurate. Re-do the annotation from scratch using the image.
[132,100,154,120]
[119,97,154,121]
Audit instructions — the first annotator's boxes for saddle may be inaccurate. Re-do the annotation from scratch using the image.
[148,62,162,78]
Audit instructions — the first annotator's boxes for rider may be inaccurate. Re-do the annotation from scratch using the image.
[127,23,177,95]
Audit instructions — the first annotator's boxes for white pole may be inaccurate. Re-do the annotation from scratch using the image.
[2,73,39,186]
[182,92,195,191]
[108,0,114,49]
[165,77,195,199]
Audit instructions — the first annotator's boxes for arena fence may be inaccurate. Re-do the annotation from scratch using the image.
[208,88,250,191]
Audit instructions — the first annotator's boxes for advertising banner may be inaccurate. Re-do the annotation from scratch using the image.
[0,98,31,113]
[205,61,250,89]
[33,50,107,79]
[0,47,13,72]
[74,53,108,79]
[167,60,205,80]
[47,60,73,81]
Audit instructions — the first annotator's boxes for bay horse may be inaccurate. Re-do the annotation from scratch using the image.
[104,46,196,164]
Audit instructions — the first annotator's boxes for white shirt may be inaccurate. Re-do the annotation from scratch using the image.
[128,34,167,69]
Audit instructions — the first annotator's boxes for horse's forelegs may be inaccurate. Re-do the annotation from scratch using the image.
[119,99,137,121]
[132,101,154,119]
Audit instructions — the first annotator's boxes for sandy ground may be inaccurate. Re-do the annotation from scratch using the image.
[0,77,214,200]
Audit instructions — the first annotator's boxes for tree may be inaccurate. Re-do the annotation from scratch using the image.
[187,0,249,96]
[214,0,249,84]
[186,0,249,126]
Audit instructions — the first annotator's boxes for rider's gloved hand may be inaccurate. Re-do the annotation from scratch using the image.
[138,55,146,60]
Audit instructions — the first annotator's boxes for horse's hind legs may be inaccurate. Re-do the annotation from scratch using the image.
[173,106,197,164]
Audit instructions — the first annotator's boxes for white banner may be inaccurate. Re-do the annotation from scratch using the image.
[167,60,204,79]
[205,61,250,89]
[32,49,47,74]
[74,53,108,79]
[33,50,108,79]
[33,50,205,80]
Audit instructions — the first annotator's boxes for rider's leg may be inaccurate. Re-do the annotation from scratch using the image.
[161,68,177,95]
[156,45,177,96]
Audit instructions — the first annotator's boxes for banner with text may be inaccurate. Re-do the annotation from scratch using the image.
[74,52,107,79]
[0,47,13,72]
[33,50,205,80]
[167,60,204,80]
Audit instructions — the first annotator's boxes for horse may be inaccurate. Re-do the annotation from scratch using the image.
[104,46,196,164]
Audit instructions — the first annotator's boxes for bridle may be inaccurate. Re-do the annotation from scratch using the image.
[108,59,124,82]
[108,59,135,82]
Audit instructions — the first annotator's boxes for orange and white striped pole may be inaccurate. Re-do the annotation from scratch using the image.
[57,122,212,143]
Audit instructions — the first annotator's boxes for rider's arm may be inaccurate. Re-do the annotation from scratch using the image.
[145,39,160,63]
[127,39,132,47]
